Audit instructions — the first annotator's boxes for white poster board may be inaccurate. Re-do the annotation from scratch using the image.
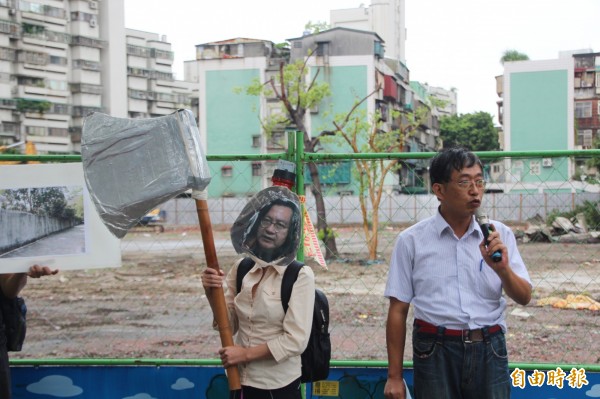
[0,163,121,273]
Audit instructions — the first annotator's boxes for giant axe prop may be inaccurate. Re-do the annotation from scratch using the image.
[81,109,241,392]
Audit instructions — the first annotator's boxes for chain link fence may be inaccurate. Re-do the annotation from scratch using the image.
[7,152,600,366]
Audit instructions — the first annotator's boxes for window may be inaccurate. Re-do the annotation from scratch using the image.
[127,44,149,57]
[49,55,68,67]
[374,41,385,58]
[577,130,593,147]
[221,165,232,177]
[316,42,329,59]
[17,76,44,87]
[72,36,104,49]
[267,131,285,149]
[154,71,174,81]
[0,47,15,61]
[18,50,47,65]
[72,59,99,70]
[575,101,592,118]
[252,135,261,147]
[50,103,70,115]
[48,128,68,137]
[251,162,262,177]
[150,48,174,61]
[0,122,17,133]
[70,83,102,94]
[26,126,46,136]
[70,11,96,22]
[47,80,68,91]
[529,161,541,176]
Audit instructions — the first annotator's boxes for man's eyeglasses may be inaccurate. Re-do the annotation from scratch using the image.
[259,218,289,232]
[454,179,486,190]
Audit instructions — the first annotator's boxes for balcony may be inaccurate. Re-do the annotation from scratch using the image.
[495,75,503,97]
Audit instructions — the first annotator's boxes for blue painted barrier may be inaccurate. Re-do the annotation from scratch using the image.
[11,365,599,398]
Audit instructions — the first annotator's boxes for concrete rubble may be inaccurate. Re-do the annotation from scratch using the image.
[517,213,600,244]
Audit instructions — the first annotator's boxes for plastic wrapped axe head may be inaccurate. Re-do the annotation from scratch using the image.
[81,109,211,238]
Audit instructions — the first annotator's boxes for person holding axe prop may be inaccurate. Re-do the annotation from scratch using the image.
[81,110,241,394]
[202,186,315,399]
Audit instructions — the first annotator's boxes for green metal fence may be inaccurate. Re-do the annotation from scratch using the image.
[1,143,599,372]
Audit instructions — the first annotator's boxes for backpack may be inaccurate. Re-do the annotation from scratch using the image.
[236,257,331,383]
[0,289,27,352]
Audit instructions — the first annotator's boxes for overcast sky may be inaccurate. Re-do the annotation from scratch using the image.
[124,0,599,124]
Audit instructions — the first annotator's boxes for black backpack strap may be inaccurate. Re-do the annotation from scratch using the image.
[281,260,304,313]
[236,257,255,294]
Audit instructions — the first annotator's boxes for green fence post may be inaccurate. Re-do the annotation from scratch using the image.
[295,130,305,263]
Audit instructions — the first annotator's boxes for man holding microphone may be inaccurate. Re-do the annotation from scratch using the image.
[384,147,532,399]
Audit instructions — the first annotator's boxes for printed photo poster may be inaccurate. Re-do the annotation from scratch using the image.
[0,163,121,273]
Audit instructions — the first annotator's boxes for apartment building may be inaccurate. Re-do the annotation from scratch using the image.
[573,51,600,151]
[0,1,194,154]
[0,0,104,153]
[421,83,458,118]
[496,49,599,191]
[289,27,439,194]
[126,29,195,120]
[180,27,441,197]
[183,37,285,197]
[330,0,407,64]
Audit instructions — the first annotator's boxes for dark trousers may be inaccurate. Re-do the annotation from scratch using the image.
[412,327,510,399]
[0,344,10,399]
[232,377,302,399]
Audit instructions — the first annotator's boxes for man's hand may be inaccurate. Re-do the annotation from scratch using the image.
[479,227,532,305]
[384,376,407,399]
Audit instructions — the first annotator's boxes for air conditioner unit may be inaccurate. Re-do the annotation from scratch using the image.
[89,1,98,9]
[8,8,16,16]
[89,18,97,27]
[542,158,553,168]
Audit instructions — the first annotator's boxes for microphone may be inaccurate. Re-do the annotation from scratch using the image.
[475,209,502,262]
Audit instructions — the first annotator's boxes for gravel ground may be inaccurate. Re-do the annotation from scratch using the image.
[13,227,600,365]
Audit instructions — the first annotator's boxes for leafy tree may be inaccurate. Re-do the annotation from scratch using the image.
[439,112,499,151]
[304,21,330,34]
[16,98,51,114]
[244,52,341,258]
[586,136,600,172]
[322,94,433,260]
[2,189,31,212]
[29,187,68,217]
[500,49,529,64]
[3,187,70,218]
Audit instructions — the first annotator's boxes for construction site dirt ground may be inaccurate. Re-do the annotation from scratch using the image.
[14,226,600,366]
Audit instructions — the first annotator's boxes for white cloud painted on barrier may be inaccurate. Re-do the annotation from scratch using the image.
[122,394,157,399]
[171,377,195,390]
[27,375,83,397]
[586,384,600,397]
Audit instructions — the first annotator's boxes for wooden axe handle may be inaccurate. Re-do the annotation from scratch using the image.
[195,198,241,391]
